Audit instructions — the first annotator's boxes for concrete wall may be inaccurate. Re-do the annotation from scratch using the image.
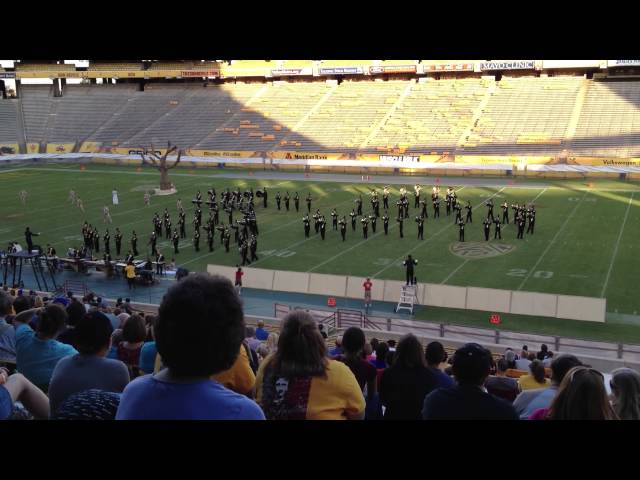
[557,295,606,323]
[206,264,606,322]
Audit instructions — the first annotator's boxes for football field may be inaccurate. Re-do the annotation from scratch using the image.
[1,163,639,323]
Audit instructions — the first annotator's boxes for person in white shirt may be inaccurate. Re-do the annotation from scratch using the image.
[112,189,119,206]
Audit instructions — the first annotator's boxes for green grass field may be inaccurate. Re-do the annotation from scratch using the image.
[1,163,640,341]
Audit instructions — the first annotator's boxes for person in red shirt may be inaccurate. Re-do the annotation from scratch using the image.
[235,267,244,295]
[363,278,373,308]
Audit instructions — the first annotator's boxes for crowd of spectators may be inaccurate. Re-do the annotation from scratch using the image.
[1,277,640,421]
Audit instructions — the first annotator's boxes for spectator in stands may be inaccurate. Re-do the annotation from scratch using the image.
[518,360,551,391]
[245,326,261,352]
[14,305,78,392]
[425,341,455,389]
[609,368,640,420]
[543,351,554,367]
[369,338,379,357]
[388,339,397,352]
[0,291,16,365]
[257,333,279,360]
[116,274,264,420]
[485,358,520,402]
[123,298,133,315]
[530,366,617,420]
[255,320,269,341]
[139,315,158,375]
[329,336,343,357]
[422,343,518,420]
[334,327,377,409]
[255,311,365,420]
[57,300,85,347]
[212,338,257,397]
[370,342,389,369]
[504,349,517,369]
[0,368,50,420]
[115,314,146,379]
[48,311,130,415]
[12,295,31,316]
[53,389,122,420]
[515,351,533,371]
[513,354,582,420]
[363,343,373,362]
[380,334,438,420]
[536,344,550,361]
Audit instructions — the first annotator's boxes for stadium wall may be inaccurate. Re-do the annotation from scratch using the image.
[206,265,606,322]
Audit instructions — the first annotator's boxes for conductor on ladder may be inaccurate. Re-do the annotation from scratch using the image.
[403,255,417,285]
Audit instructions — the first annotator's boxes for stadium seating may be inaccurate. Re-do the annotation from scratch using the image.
[0,99,19,143]
[21,85,55,144]
[89,63,144,71]
[15,63,76,71]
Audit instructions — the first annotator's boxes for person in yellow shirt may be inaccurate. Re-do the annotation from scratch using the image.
[124,262,136,290]
[518,359,551,391]
[255,311,365,420]
[212,342,256,397]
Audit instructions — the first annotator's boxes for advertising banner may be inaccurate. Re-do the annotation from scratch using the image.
[421,63,474,72]
[180,70,219,77]
[369,65,417,74]
[78,141,102,153]
[186,149,262,159]
[318,67,364,75]
[607,60,640,68]
[271,68,313,77]
[0,143,19,155]
[480,60,535,70]
[46,143,76,154]
[26,143,40,154]
[0,72,16,79]
[541,60,600,69]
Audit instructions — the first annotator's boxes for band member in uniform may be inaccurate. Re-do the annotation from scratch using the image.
[397,215,404,238]
[177,198,183,211]
[103,230,110,255]
[494,217,502,240]
[445,193,452,217]
[223,228,231,252]
[483,218,491,241]
[144,192,151,206]
[433,197,441,218]
[414,184,422,208]
[306,193,312,213]
[115,228,123,256]
[373,195,380,218]
[454,202,463,224]
[361,215,369,239]
[370,214,377,234]
[416,215,425,240]
[249,235,258,262]
[501,201,509,224]
[178,214,186,240]
[93,229,100,253]
[339,216,347,241]
[403,255,417,285]
[155,249,165,275]
[125,250,135,264]
[24,227,39,253]
[465,201,473,223]
[294,192,300,212]
[195,190,203,207]
[517,215,526,239]
[486,199,495,221]
[77,197,84,213]
[383,186,390,210]
[68,190,76,204]
[458,220,465,242]
[103,206,112,224]
[319,216,327,240]
[382,211,390,235]
[172,229,180,254]
[350,209,357,231]
[403,197,410,219]
[356,195,363,216]
[511,202,519,222]
[526,207,536,234]
[420,199,428,219]
[331,208,338,230]
[207,225,214,252]
[397,199,404,220]
[240,240,249,266]
[262,187,268,208]
[284,192,290,211]
[303,214,311,238]
[193,228,201,252]
[313,209,321,234]
[112,188,119,206]
[131,231,138,256]
[276,192,281,210]
[164,217,172,240]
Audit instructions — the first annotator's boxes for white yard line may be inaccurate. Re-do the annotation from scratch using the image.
[517,191,588,291]
[307,186,468,273]
[600,192,635,297]
[372,187,505,278]
[440,259,470,284]
[530,187,547,203]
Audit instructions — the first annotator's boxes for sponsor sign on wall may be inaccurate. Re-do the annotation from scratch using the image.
[480,60,535,70]
[271,68,313,77]
[0,72,16,79]
[607,60,640,67]
[318,67,364,75]
[422,63,474,72]
[541,60,601,69]
[369,65,417,74]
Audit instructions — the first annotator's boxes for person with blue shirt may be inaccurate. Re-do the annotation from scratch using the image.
[0,291,17,366]
[255,320,269,341]
[116,274,265,420]
[13,304,78,392]
[425,342,455,389]
[139,315,158,374]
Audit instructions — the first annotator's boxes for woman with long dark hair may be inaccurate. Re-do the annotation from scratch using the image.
[255,311,365,420]
[610,368,640,420]
[518,359,550,391]
[379,334,438,420]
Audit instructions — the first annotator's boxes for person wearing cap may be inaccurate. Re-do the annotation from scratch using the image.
[48,311,130,416]
[422,343,518,420]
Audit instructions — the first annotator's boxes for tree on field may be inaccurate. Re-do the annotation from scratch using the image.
[139,141,182,191]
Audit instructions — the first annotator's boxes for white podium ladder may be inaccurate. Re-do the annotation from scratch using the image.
[395,284,418,314]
